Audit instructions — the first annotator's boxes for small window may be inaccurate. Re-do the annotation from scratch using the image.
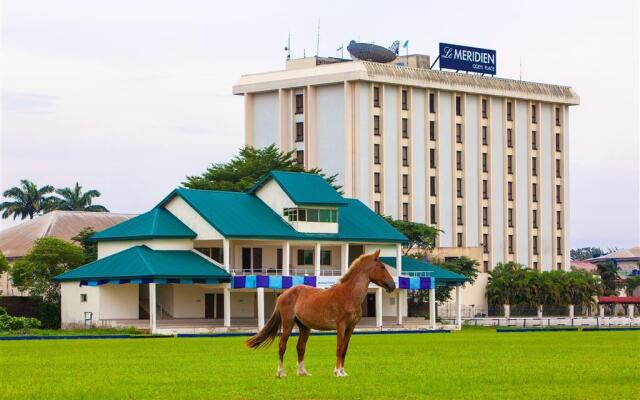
[373,87,380,108]
[507,129,513,148]
[457,232,463,247]
[533,209,538,229]
[402,118,409,138]
[482,207,489,227]
[429,121,436,141]
[80,294,88,303]
[482,126,488,145]
[429,149,436,168]
[296,122,304,142]
[532,130,538,150]
[307,209,318,222]
[557,237,563,255]
[482,179,489,199]
[373,115,380,136]
[507,155,513,175]
[430,204,437,224]
[508,181,513,201]
[295,94,304,114]
[296,150,304,166]
[483,234,489,253]
[297,249,314,265]
[532,183,538,203]
[457,205,463,225]
[430,176,436,196]
[482,153,488,173]
[482,99,487,118]
[402,174,409,194]
[508,208,513,227]
[456,123,462,143]
[455,95,462,116]
[556,133,561,152]
[556,185,562,204]
[555,107,561,126]
[402,202,409,221]
[508,235,514,254]
[456,178,463,198]
[374,172,381,193]
[456,151,462,171]
[533,236,539,255]
[506,102,513,121]
[531,104,537,123]
[374,144,381,165]
[429,93,436,113]
[483,261,489,272]
[320,250,331,266]
[556,159,561,178]
[374,201,381,214]
[401,90,408,110]
[557,210,562,230]
[531,156,537,176]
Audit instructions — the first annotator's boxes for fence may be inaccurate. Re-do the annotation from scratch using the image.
[452,316,640,329]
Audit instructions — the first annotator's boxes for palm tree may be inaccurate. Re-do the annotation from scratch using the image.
[0,180,56,220]
[51,182,109,212]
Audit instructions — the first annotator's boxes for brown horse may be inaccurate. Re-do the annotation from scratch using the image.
[246,249,396,378]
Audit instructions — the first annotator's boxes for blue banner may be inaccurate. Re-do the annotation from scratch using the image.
[439,43,496,75]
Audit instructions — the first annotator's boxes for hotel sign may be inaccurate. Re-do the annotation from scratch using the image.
[439,43,496,75]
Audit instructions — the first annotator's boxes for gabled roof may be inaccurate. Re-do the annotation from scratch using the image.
[380,256,468,286]
[91,208,196,241]
[248,171,347,206]
[54,246,230,282]
[587,247,640,263]
[0,211,134,259]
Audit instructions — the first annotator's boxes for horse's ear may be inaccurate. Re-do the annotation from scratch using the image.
[373,249,381,259]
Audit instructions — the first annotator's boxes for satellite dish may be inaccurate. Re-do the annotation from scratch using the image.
[347,40,399,63]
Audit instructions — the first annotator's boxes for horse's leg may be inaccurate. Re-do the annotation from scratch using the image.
[334,321,347,377]
[277,310,294,378]
[339,326,355,376]
[295,322,311,376]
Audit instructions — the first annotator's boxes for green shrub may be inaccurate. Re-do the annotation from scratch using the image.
[0,314,42,331]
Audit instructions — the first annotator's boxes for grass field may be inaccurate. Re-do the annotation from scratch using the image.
[1,328,638,399]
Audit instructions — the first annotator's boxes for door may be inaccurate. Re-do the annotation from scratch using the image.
[205,294,215,319]
[215,293,224,319]
[349,245,364,265]
[242,248,251,273]
[252,248,263,274]
[364,293,376,317]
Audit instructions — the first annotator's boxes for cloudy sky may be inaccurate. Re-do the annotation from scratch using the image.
[1,0,638,249]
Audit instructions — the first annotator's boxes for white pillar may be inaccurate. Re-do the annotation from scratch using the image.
[455,285,462,330]
[569,304,575,319]
[395,243,402,276]
[375,287,383,327]
[471,304,477,318]
[283,241,290,276]
[537,305,543,319]
[341,243,349,275]
[223,238,230,272]
[504,304,511,318]
[396,290,403,325]
[629,304,635,319]
[257,287,265,329]
[599,305,605,318]
[149,283,157,334]
[223,286,231,327]
[429,288,436,330]
[314,242,321,276]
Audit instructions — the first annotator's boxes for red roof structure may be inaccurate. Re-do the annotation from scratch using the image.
[598,296,640,304]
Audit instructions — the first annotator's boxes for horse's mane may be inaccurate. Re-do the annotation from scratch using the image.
[338,253,371,283]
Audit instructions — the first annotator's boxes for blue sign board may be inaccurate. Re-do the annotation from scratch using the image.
[439,43,496,75]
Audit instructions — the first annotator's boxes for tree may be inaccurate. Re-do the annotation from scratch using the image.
[0,180,56,220]
[383,217,441,256]
[71,227,98,262]
[182,144,341,192]
[486,262,528,305]
[433,257,480,302]
[0,251,8,295]
[596,261,621,296]
[624,276,640,296]
[10,237,84,303]
[50,182,109,212]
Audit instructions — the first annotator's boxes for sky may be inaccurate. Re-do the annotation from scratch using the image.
[1,0,639,250]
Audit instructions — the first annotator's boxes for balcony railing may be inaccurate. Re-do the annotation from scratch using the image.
[230,266,343,276]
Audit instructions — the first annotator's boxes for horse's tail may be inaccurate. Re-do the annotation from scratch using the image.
[245,306,281,349]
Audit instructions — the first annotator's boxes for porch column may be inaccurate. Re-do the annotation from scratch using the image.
[628,304,635,319]
[341,243,349,275]
[223,286,231,327]
[396,290,403,325]
[223,238,230,272]
[314,242,321,276]
[599,305,605,318]
[376,287,383,328]
[569,304,575,319]
[257,287,265,329]
[283,241,290,276]
[395,243,402,276]
[149,283,157,334]
[455,284,462,330]
[429,287,436,330]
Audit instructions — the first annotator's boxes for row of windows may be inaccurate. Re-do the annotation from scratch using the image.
[482,235,563,256]
[481,207,563,230]
[373,87,410,111]
[283,207,338,223]
[297,249,331,266]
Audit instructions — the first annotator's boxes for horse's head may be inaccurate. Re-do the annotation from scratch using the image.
[366,249,396,293]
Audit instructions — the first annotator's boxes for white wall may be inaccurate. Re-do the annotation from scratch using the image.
[316,84,345,188]
[540,103,553,270]
[438,92,452,246]
[490,100,504,263]
[465,95,479,247]
[252,91,279,149]
[99,284,138,319]
[516,101,530,265]
[411,89,426,224]
[60,282,100,326]
[363,244,397,257]
[381,290,407,317]
[230,291,256,318]
[383,85,399,218]
[358,83,370,201]
[254,178,295,218]
[97,238,193,258]
[164,196,224,240]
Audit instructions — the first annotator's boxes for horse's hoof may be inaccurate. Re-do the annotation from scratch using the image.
[276,370,287,378]
[297,370,311,377]
[333,369,347,377]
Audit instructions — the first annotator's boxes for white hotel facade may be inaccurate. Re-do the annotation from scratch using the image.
[233,55,579,305]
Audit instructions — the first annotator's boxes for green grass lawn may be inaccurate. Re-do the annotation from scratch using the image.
[1,328,637,399]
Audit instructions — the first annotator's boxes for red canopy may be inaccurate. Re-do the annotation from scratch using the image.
[598,296,640,304]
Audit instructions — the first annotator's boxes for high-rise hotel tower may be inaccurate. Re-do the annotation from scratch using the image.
[233,54,579,283]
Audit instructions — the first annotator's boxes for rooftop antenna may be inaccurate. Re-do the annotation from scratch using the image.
[316,19,320,56]
[336,43,344,59]
[285,34,291,60]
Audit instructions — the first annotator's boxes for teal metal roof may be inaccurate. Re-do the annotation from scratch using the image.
[91,208,196,241]
[54,246,230,282]
[248,171,347,206]
[380,256,468,286]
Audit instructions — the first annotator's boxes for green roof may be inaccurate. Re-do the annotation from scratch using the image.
[91,208,196,241]
[380,256,468,286]
[54,246,230,282]
[249,171,347,206]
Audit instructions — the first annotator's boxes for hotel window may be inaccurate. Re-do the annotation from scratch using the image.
[429,149,436,168]
[296,122,304,142]
[457,205,463,225]
[429,93,436,113]
[507,155,513,175]
[533,236,539,255]
[297,249,314,265]
[507,181,513,201]
[374,144,381,164]
[555,107,561,126]
[296,150,304,166]
[456,151,462,170]
[430,204,437,223]
[533,261,538,270]
[556,185,562,203]
[455,95,462,116]
[401,89,408,110]
[557,262,562,270]
[556,237,563,255]
[482,99,487,118]
[482,207,489,226]
[373,115,380,135]
[457,232,463,248]
[482,126,488,145]
[483,260,489,272]
[531,104,537,123]
[532,183,538,202]
[402,203,409,221]
[557,210,562,229]
[556,159,561,177]
[482,179,489,199]
[374,201,381,214]
[374,173,381,193]
[507,128,513,148]
[430,176,436,196]
[482,153,488,172]
[295,94,304,114]
[402,174,409,194]
[508,235,514,254]
[533,209,538,229]
[532,156,537,176]
[456,123,462,143]
[402,146,409,166]
[508,208,513,227]
[402,118,409,138]
[507,102,512,121]
[320,250,331,266]
[532,130,538,150]
[483,234,489,254]
[556,133,561,152]
[456,178,463,198]
[373,87,380,107]
[80,294,87,302]
[429,121,436,141]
